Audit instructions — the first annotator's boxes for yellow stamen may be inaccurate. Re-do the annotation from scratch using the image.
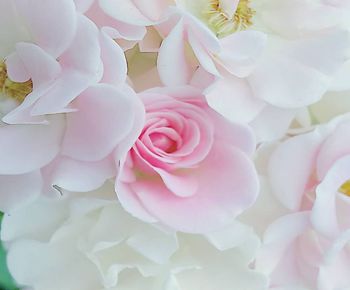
[339,180,350,197]
[0,61,33,104]
[204,0,255,38]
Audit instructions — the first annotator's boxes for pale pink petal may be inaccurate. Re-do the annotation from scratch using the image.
[62,84,135,162]
[43,156,116,192]
[98,0,153,25]
[249,29,350,108]
[187,28,219,76]
[127,144,258,233]
[99,31,127,84]
[74,0,94,13]
[0,171,42,213]
[250,105,297,143]
[318,229,350,290]
[190,66,216,90]
[184,12,220,53]
[248,55,329,108]
[205,76,265,124]
[316,120,350,179]
[9,42,61,87]
[268,132,324,210]
[30,15,103,115]
[116,181,157,223]
[312,156,350,238]
[132,0,170,22]
[0,115,65,175]
[257,212,310,275]
[205,107,256,156]
[0,0,30,58]
[260,0,343,37]
[114,85,146,167]
[14,0,77,58]
[30,71,92,116]
[157,19,193,86]
[154,167,198,197]
[86,1,146,41]
[5,52,30,82]
[59,15,101,77]
[218,30,267,77]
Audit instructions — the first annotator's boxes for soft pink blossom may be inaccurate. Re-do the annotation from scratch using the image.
[117,86,259,233]
[0,1,143,212]
[257,211,350,290]
[260,113,350,289]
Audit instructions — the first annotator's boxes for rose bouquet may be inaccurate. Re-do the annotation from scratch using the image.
[0,0,350,289]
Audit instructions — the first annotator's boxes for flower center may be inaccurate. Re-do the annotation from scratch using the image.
[204,0,255,37]
[339,180,350,197]
[0,61,33,104]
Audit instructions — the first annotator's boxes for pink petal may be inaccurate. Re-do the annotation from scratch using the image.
[86,1,146,41]
[250,106,297,143]
[59,15,101,77]
[116,181,157,223]
[157,19,193,86]
[187,28,219,76]
[205,76,265,124]
[62,84,136,162]
[113,85,146,166]
[30,15,103,115]
[218,30,267,77]
[126,143,258,233]
[74,0,94,13]
[43,155,116,192]
[5,52,30,83]
[153,167,198,197]
[316,120,350,179]
[0,171,42,213]
[10,42,61,87]
[0,115,65,175]
[312,156,350,238]
[249,29,350,108]
[268,132,324,210]
[98,0,153,25]
[14,0,77,58]
[99,31,127,84]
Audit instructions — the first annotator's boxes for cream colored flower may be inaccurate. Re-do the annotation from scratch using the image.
[1,182,267,290]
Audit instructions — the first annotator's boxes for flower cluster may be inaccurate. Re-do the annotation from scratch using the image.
[0,0,350,289]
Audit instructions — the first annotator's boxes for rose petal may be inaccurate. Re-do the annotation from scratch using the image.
[44,156,116,193]
[158,19,193,86]
[14,0,77,58]
[0,115,65,174]
[62,84,135,162]
[268,132,324,210]
[0,171,42,213]
[126,144,258,233]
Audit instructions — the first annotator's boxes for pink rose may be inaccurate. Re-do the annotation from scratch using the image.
[257,112,350,290]
[117,86,259,233]
[0,1,142,212]
[257,212,350,290]
[269,114,350,238]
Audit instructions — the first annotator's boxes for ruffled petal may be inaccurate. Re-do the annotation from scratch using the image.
[14,0,77,58]
[158,19,193,86]
[0,115,65,174]
[43,156,116,193]
[124,144,258,233]
[62,84,135,162]
[268,132,324,210]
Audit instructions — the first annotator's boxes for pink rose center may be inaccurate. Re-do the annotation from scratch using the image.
[149,132,178,153]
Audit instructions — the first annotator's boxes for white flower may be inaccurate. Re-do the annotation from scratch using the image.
[1,182,267,290]
[165,0,350,142]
